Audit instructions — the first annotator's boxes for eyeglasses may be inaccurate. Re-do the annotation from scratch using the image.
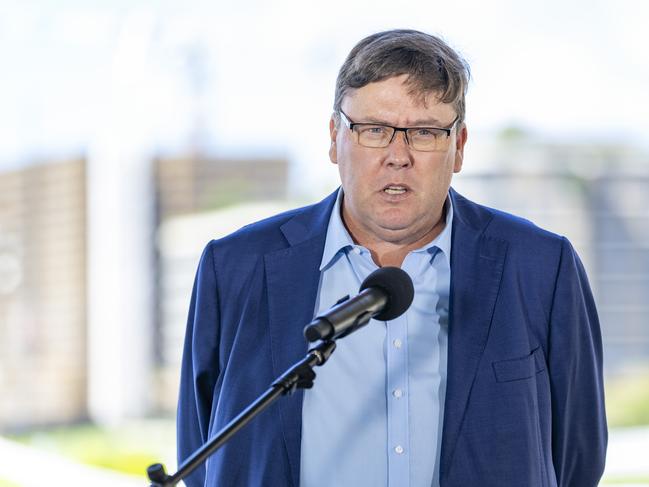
[338,110,459,152]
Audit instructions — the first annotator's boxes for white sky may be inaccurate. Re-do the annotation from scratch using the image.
[0,0,647,190]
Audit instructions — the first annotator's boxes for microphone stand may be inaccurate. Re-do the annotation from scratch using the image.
[146,339,337,487]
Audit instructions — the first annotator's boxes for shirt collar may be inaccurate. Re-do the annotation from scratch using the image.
[319,187,454,271]
[320,188,355,271]
[413,194,453,263]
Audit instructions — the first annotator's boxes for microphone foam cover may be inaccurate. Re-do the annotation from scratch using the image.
[360,266,414,321]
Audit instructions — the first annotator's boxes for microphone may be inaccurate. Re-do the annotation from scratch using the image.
[304,266,414,342]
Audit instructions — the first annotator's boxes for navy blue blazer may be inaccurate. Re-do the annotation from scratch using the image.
[177,188,607,487]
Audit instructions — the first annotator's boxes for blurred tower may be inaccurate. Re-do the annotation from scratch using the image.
[86,10,157,424]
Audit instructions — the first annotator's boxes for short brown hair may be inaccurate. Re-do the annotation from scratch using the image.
[333,29,470,123]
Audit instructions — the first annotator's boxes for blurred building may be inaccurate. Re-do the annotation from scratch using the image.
[152,155,289,411]
[0,158,87,430]
[591,173,649,371]
[0,154,288,430]
[154,156,289,219]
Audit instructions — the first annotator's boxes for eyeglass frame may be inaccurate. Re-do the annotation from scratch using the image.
[338,109,459,152]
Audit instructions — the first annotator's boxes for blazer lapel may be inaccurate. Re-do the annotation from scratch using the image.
[440,190,508,480]
[264,192,336,487]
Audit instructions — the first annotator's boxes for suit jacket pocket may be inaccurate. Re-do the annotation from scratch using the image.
[492,347,546,383]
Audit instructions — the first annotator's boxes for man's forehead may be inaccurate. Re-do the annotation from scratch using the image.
[342,81,455,125]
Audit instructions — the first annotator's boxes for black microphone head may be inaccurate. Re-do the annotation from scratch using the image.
[360,266,414,321]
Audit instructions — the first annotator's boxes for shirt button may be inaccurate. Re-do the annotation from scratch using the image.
[353,247,361,254]
[395,445,404,454]
[392,388,403,398]
[393,339,402,349]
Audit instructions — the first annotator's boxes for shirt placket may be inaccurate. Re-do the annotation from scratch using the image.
[347,246,412,486]
[387,311,409,486]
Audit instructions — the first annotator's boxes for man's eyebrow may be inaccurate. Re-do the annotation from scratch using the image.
[357,115,445,126]
[354,115,392,125]
[410,118,445,126]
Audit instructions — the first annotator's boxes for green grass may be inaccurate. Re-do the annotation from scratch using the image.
[0,479,22,487]
[605,367,649,428]
[7,419,176,477]
[601,477,649,485]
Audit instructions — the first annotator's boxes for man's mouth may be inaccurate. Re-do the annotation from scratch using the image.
[383,185,409,195]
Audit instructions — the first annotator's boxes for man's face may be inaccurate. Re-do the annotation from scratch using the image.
[329,74,468,246]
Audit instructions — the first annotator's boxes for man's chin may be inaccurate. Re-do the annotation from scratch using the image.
[373,220,422,242]
[375,211,420,231]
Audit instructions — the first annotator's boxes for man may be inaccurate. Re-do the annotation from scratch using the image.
[177,29,607,486]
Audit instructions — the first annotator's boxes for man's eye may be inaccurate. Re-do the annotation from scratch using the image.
[361,126,389,135]
[413,128,438,137]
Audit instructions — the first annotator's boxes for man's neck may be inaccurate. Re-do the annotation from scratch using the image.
[342,207,447,268]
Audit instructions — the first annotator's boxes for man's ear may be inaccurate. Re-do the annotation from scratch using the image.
[329,115,338,164]
[453,123,468,173]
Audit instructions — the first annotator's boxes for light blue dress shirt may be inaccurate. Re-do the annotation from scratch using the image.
[300,188,452,487]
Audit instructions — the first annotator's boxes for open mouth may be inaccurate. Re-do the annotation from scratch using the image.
[383,185,409,195]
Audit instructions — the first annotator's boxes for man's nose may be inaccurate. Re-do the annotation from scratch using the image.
[385,130,413,168]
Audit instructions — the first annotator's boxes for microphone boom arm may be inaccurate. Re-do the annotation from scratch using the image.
[147,340,337,487]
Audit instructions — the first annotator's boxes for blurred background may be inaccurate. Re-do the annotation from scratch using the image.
[1,0,648,485]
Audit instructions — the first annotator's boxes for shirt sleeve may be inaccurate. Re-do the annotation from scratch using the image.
[176,242,221,487]
[548,237,607,486]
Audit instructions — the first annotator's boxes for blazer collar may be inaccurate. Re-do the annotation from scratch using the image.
[278,191,337,247]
